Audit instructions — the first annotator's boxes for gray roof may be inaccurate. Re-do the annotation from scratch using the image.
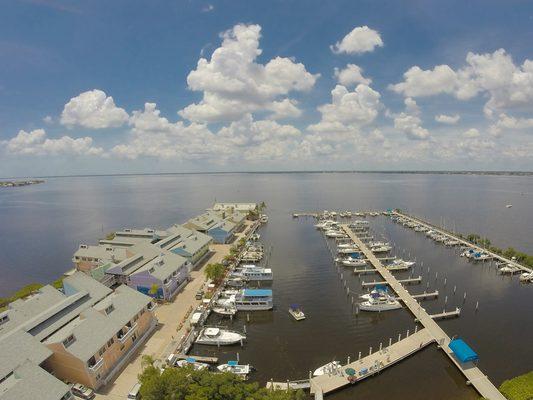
[73,244,129,263]
[44,285,151,362]
[162,225,212,256]
[185,211,224,231]
[0,272,111,342]
[0,332,51,380]
[211,203,257,212]
[133,251,188,281]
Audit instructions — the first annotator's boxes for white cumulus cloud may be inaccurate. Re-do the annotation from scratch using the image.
[61,89,129,129]
[334,64,372,87]
[463,128,480,138]
[331,26,383,55]
[179,24,319,123]
[393,98,430,140]
[435,114,460,124]
[2,129,104,156]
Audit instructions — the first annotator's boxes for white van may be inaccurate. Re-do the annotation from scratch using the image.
[127,382,141,399]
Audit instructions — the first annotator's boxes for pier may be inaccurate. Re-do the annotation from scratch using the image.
[361,276,422,287]
[329,225,506,400]
[310,328,435,395]
[394,211,532,274]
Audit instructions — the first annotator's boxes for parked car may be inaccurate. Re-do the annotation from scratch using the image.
[195,290,204,300]
[127,382,142,399]
[71,383,95,399]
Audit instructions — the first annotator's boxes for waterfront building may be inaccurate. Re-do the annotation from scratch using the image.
[159,224,213,268]
[105,243,190,300]
[0,272,156,395]
[210,203,258,213]
[72,244,130,273]
[184,211,237,244]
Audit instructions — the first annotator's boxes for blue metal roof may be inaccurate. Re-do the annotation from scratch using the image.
[449,338,479,363]
[243,289,272,297]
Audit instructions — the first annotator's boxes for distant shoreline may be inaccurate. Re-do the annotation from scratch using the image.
[0,179,44,187]
[1,170,532,180]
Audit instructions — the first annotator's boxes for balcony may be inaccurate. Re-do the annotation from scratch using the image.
[88,357,104,373]
[117,322,138,343]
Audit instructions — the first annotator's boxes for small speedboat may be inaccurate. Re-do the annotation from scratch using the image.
[499,264,521,274]
[217,361,253,377]
[175,358,210,370]
[370,245,392,253]
[313,361,341,376]
[337,247,360,254]
[289,304,306,321]
[342,258,366,267]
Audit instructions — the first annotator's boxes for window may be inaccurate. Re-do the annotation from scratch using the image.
[104,304,115,315]
[107,338,114,347]
[63,334,76,348]
[99,346,106,356]
[0,314,9,326]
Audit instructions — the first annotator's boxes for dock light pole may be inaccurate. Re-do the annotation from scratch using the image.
[358,351,361,360]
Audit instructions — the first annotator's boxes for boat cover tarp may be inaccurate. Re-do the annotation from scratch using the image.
[449,338,478,363]
[228,360,238,366]
[243,289,272,296]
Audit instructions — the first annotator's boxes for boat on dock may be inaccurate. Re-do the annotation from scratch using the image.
[370,244,392,253]
[233,265,273,281]
[359,293,402,311]
[337,247,360,254]
[289,304,306,321]
[387,258,415,268]
[325,230,347,238]
[212,306,237,316]
[195,327,246,346]
[235,289,273,310]
[359,285,388,300]
[175,357,210,370]
[499,264,521,274]
[341,258,367,267]
[519,271,533,282]
[217,361,253,377]
[313,361,341,376]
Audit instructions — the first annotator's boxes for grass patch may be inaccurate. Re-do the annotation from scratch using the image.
[499,371,533,400]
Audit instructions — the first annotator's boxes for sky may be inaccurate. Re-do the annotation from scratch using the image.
[1,0,533,177]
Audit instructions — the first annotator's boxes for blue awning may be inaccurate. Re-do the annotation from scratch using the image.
[243,289,272,297]
[449,338,478,363]
[228,360,238,366]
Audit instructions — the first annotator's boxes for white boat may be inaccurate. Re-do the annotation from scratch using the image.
[444,239,460,246]
[325,230,347,238]
[216,295,236,307]
[337,247,360,254]
[235,265,273,281]
[337,242,356,248]
[212,306,237,316]
[195,327,246,346]
[226,278,245,287]
[506,204,513,208]
[472,252,491,262]
[360,286,389,301]
[260,214,268,223]
[499,264,521,274]
[249,233,261,241]
[359,293,402,311]
[217,361,252,377]
[387,259,415,268]
[519,272,533,282]
[289,305,306,321]
[370,245,392,253]
[342,258,367,267]
[175,358,210,370]
[369,241,390,247]
[313,361,341,376]
[235,289,273,310]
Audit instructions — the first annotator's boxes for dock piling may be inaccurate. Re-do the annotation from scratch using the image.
[388,338,392,347]
[369,346,372,355]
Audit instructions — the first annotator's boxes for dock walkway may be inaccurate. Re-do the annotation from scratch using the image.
[311,329,434,395]
[394,211,532,274]
[335,225,505,400]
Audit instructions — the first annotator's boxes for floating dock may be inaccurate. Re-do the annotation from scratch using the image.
[175,354,219,364]
[361,276,422,287]
[267,379,311,390]
[335,225,505,400]
[310,328,435,395]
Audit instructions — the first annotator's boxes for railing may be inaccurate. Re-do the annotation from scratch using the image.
[88,357,104,373]
[118,322,138,343]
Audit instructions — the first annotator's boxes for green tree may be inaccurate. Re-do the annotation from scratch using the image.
[138,365,305,400]
[204,263,226,283]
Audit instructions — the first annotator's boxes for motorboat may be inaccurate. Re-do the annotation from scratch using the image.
[342,258,367,268]
[472,252,491,262]
[260,214,268,223]
[175,358,210,370]
[217,361,253,377]
[499,264,521,274]
[359,293,402,311]
[337,247,360,254]
[325,230,347,238]
[370,245,392,253]
[368,241,390,247]
[519,272,533,282]
[195,327,246,345]
[313,361,341,376]
[387,258,415,269]
[337,242,356,248]
[234,265,273,281]
[212,306,237,316]
[249,233,260,241]
[444,239,460,246]
[289,304,306,321]
[359,285,389,300]
[234,289,273,310]
[216,295,235,308]
[226,278,245,287]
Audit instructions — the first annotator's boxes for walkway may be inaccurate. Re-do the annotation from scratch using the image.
[340,225,506,400]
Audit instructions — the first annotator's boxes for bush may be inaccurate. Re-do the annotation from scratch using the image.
[499,371,533,400]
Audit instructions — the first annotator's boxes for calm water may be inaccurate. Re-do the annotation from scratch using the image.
[1,173,532,398]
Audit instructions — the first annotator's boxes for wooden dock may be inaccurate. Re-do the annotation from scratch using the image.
[310,328,435,395]
[267,379,311,390]
[394,211,532,274]
[361,276,422,287]
[410,290,439,300]
[175,354,219,364]
[339,226,505,400]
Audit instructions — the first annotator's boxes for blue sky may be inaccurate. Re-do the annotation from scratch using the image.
[1,0,532,176]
